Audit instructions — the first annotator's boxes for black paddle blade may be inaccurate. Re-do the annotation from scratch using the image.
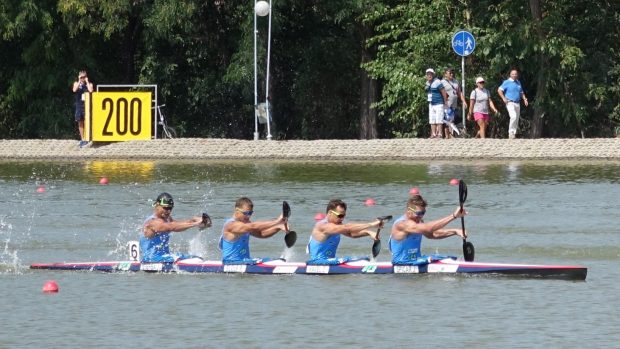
[282,201,291,219]
[200,212,212,230]
[372,239,382,258]
[463,241,475,262]
[377,215,393,222]
[285,231,297,248]
[459,180,468,204]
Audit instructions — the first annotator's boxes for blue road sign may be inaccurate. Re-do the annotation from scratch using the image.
[452,31,476,57]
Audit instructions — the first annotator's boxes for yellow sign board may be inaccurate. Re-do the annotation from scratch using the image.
[86,92,152,141]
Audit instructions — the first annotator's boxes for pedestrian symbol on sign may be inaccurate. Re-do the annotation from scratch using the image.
[452,31,476,57]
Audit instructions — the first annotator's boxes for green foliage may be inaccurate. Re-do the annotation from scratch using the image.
[0,0,619,139]
[363,0,469,137]
[364,0,620,138]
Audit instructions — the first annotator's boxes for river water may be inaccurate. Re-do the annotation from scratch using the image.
[1,160,619,348]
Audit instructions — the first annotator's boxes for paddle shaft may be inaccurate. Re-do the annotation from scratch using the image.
[459,180,475,262]
[282,201,296,248]
[371,216,392,258]
[460,203,466,242]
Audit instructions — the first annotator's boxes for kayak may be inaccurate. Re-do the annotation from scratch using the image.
[29,257,587,280]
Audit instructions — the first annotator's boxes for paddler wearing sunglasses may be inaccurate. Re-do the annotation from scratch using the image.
[220,197,288,264]
[389,194,467,265]
[307,199,383,265]
[141,192,211,263]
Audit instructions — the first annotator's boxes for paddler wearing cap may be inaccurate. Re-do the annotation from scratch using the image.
[140,192,210,263]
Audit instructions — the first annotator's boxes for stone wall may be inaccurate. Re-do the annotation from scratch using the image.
[1,138,619,160]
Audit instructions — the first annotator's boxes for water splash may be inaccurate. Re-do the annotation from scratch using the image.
[0,219,24,274]
[280,247,296,262]
[189,231,207,258]
[107,232,130,260]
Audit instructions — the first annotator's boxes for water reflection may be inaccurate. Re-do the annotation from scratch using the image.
[1,160,619,348]
[84,161,156,183]
[1,160,619,184]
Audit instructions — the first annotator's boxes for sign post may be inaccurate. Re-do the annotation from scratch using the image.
[451,30,476,133]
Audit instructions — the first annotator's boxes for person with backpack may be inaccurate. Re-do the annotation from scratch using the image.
[468,77,498,138]
[440,68,468,138]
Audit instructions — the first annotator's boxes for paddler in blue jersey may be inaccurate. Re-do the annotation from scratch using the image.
[141,192,210,263]
[389,194,466,265]
[307,199,383,265]
[220,197,288,264]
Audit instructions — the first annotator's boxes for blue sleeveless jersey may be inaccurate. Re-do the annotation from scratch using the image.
[307,219,344,262]
[308,234,341,261]
[140,214,173,262]
[389,215,423,264]
[220,218,252,263]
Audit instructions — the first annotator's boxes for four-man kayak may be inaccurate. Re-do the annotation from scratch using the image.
[30,257,587,280]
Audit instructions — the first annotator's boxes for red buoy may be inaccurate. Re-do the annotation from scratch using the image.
[314,213,326,221]
[409,187,420,195]
[36,185,46,193]
[449,178,459,186]
[99,177,109,185]
[42,280,59,293]
[364,198,376,206]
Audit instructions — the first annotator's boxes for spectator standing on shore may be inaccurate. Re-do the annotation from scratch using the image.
[425,68,448,138]
[72,70,93,148]
[497,69,528,139]
[468,77,498,138]
[440,68,468,138]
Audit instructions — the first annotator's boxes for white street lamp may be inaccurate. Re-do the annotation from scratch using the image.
[253,0,273,140]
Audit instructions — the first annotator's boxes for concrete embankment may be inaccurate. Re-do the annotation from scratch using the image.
[0,138,619,161]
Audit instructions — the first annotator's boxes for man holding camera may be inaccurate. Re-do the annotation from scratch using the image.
[71,70,93,147]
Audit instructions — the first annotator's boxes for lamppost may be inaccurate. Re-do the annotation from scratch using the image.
[254,0,273,140]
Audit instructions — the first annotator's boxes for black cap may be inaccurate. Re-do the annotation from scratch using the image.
[154,192,174,208]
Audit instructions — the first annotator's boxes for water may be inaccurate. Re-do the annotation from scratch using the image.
[1,160,619,348]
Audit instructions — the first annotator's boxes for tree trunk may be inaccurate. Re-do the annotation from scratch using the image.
[529,0,546,138]
[122,7,142,83]
[359,22,378,139]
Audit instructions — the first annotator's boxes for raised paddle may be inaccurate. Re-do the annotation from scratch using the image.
[371,215,393,258]
[282,201,297,248]
[459,180,475,262]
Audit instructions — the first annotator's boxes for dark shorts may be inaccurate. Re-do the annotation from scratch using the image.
[75,108,85,122]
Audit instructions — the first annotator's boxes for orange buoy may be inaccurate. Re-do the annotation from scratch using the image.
[42,280,59,293]
[36,185,46,193]
[409,187,420,195]
[449,178,459,186]
[99,177,109,185]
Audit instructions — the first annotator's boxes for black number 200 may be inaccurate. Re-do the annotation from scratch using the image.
[102,97,142,136]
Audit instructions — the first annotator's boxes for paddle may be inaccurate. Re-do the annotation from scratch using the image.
[371,215,393,258]
[199,212,212,231]
[282,201,297,248]
[459,180,475,262]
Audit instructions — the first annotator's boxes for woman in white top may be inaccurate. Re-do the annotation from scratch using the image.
[467,77,498,138]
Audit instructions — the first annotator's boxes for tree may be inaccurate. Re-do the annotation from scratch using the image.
[365,0,620,138]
